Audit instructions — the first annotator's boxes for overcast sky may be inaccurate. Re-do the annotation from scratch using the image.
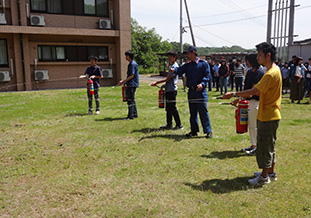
[131,0,311,49]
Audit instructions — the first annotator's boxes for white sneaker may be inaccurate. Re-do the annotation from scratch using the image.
[248,175,270,186]
[95,111,100,115]
[246,148,256,155]
[254,172,277,181]
[241,146,255,152]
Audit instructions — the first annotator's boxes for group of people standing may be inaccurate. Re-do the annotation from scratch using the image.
[81,42,283,187]
[207,57,248,96]
[280,55,311,104]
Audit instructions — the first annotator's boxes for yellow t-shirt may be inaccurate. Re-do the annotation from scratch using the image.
[255,66,282,121]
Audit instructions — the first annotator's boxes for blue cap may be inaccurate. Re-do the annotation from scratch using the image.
[184,46,197,54]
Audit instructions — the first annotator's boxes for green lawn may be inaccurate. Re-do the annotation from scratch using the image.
[0,83,310,217]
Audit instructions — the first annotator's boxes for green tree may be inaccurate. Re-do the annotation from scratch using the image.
[131,18,172,74]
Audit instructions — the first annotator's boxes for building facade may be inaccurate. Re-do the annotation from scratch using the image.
[0,0,131,91]
[289,38,311,63]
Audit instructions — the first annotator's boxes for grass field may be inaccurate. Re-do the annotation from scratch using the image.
[0,82,311,218]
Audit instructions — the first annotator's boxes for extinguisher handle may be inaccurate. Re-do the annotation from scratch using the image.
[230,103,238,108]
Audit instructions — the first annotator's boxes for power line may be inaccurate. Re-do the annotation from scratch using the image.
[190,15,266,27]
[193,24,237,45]
[219,0,266,27]
[192,4,267,19]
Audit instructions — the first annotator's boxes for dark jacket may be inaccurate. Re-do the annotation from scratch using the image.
[218,64,229,77]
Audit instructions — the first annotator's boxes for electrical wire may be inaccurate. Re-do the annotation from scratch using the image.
[192,4,267,19]
[219,0,266,27]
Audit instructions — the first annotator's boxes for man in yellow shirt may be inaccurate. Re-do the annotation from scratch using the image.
[223,42,282,186]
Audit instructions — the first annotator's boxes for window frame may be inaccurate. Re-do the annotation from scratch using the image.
[0,39,9,68]
[38,45,109,62]
[38,45,66,62]
[30,0,109,17]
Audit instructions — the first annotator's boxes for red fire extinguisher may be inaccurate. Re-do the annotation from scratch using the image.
[235,99,249,134]
[122,85,127,102]
[158,87,165,108]
[88,78,94,95]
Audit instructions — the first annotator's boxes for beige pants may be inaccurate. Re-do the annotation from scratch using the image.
[248,100,259,146]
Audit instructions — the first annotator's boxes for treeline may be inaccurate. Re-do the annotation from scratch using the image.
[131,18,254,74]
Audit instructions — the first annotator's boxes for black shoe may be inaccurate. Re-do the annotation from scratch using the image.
[124,117,134,120]
[160,124,173,130]
[185,132,198,138]
[173,125,183,130]
[206,132,213,139]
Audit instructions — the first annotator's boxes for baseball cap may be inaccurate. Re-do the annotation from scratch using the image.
[184,46,197,54]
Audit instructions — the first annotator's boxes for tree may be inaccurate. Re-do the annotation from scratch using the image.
[131,19,172,74]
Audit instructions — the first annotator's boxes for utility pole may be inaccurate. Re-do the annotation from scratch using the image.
[180,0,183,53]
[184,0,196,47]
[288,0,295,46]
[267,0,273,43]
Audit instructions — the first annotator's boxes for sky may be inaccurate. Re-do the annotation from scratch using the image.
[131,0,311,49]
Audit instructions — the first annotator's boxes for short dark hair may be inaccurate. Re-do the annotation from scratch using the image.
[166,49,177,57]
[256,42,277,62]
[294,56,303,66]
[246,54,260,69]
[309,57,311,61]
[125,50,134,60]
[90,56,98,61]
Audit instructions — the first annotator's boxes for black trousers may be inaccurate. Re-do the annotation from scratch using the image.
[214,77,220,91]
[126,87,137,118]
[165,91,181,127]
[87,88,100,112]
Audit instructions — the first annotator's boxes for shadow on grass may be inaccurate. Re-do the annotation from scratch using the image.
[201,150,248,159]
[65,113,89,117]
[184,176,256,194]
[138,134,185,142]
[132,128,162,134]
[95,117,125,121]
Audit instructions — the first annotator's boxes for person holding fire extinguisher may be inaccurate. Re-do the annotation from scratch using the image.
[223,42,281,187]
[118,50,139,120]
[151,49,183,130]
[79,56,103,115]
[230,54,264,156]
[170,46,212,139]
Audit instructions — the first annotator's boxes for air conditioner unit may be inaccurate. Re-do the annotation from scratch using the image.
[0,71,10,82]
[102,69,113,78]
[35,70,49,80]
[99,19,111,29]
[30,15,45,26]
[0,13,7,25]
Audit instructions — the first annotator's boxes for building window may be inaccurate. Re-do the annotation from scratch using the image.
[31,0,46,11]
[30,0,108,16]
[38,45,108,62]
[47,0,62,13]
[31,0,62,13]
[84,0,108,16]
[97,0,108,16]
[38,45,65,61]
[0,39,8,67]
[84,0,95,14]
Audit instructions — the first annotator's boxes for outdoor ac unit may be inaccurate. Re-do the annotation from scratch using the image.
[99,19,111,29]
[0,71,10,82]
[102,69,113,78]
[35,70,49,80]
[0,13,7,25]
[30,15,45,26]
